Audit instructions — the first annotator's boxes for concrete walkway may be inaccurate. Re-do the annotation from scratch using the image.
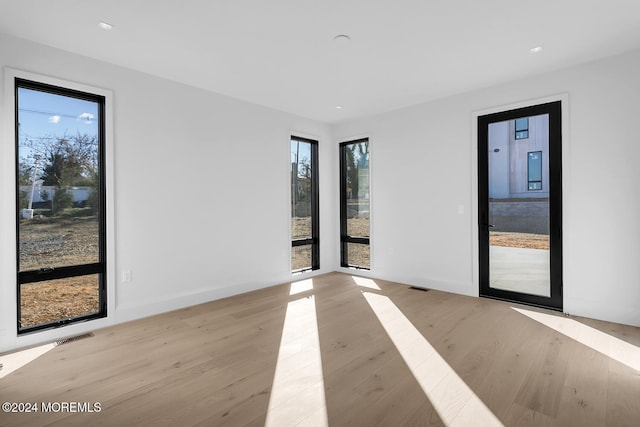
[490,246,550,297]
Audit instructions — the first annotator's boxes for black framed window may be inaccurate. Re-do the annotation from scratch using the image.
[515,117,529,139]
[291,136,319,272]
[15,78,107,334]
[339,138,370,269]
[528,151,543,190]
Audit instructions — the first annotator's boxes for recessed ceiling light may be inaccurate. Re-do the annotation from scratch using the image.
[333,34,351,42]
[529,46,543,54]
[335,105,343,110]
[98,21,114,31]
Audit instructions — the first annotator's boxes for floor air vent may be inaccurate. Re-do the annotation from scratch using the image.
[56,332,94,346]
[409,286,430,292]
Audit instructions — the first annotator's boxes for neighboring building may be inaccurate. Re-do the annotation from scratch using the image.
[19,185,92,205]
[488,115,549,199]
[488,115,550,234]
[357,156,369,202]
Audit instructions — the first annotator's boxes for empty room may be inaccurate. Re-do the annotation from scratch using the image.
[1,1,639,426]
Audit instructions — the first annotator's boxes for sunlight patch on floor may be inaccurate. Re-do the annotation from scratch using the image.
[351,276,381,290]
[290,278,314,295]
[513,307,640,372]
[363,291,504,427]
[265,281,328,426]
[0,342,56,379]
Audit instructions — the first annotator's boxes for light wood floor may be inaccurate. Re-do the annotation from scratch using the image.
[1,272,639,426]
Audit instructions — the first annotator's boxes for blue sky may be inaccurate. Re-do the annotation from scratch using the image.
[18,87,98,162]
[290,138,311,173]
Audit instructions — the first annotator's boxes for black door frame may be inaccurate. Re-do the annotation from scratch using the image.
[478,101,563,311]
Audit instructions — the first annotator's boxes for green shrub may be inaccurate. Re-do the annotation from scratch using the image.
[52,188,73,214]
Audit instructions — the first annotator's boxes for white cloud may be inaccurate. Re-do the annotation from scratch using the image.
[78,112,95,124]
[48,115,61,124]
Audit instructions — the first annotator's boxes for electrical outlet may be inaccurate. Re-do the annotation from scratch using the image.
[122,270,133,283]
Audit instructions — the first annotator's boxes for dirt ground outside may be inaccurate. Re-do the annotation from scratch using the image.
[20,275,100,328]
[19,213,101,328]
[490,231,549,250]
[292,217,371,270]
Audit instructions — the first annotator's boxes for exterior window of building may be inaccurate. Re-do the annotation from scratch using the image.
[339,138,370,269]
[291,136,319,272]
[528,151,543,190]
[515,117,529,139]
[16,78,107,333]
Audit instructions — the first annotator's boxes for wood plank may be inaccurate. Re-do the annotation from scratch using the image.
[513,330,576,418]
[1,272,639,426]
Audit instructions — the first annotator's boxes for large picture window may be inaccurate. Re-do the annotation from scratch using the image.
[15,78,107,333]
[291,136,319,272]
[339,138,370,269]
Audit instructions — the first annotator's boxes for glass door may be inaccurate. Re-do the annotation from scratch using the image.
[478,102,562,310]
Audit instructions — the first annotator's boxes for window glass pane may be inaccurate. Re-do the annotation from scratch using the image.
[528,151,542,190]
[344,141,369,238]
[340,139,370,269]
[515,117,528,131]
[17,87,101,272]
[515,117,529,139]
[16,79,106,334]
[20,274,100,329]
[290,137,318,272]
[488,114,550,297]
[291,216,311,240]
[292,245,312,271]
[347,243,370,269]
[19,216,99,271]
[291,139,312,240]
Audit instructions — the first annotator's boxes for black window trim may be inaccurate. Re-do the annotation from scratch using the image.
[339,137,370,270]
[15,77,107,334]
[291,135,319,273]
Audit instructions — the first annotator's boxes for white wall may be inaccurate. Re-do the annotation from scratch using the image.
[2,33,639,353]
[0,33,336,352]
[334,48,640,327]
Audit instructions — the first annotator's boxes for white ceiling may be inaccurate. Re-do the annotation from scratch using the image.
[1,0,640,124]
